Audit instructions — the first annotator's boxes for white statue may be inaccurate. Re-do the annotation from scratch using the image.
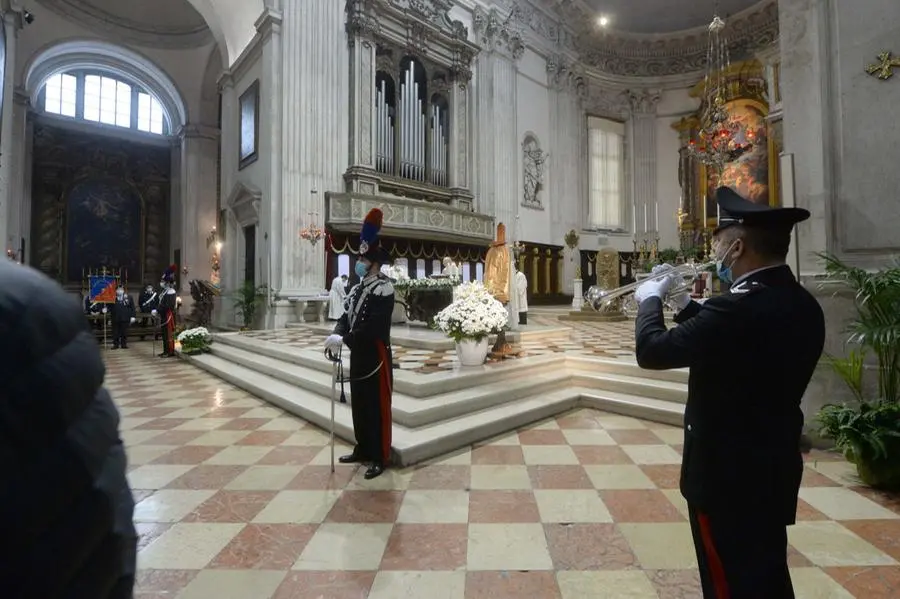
[442,257,460,277]
[515,269,528,325]
[327,274,348,320]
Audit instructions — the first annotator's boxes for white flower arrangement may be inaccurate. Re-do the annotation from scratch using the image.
[385,264,410,282]
[394,275,461,291]
[434,281,508,342]
[177,326,212,354]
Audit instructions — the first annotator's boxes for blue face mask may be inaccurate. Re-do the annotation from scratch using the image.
[715,240,739,285]
[355,261,370,279]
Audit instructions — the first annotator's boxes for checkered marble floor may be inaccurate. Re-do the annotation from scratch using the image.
[240,316,638,374]
[106,345,900,598]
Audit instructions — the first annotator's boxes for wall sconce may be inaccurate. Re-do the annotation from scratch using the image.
[6,248,21,262]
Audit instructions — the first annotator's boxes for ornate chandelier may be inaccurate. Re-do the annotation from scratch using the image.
[300,212,325,246]
[686,14,754,169]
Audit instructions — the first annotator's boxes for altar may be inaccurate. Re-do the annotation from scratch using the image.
[396,285,454,325]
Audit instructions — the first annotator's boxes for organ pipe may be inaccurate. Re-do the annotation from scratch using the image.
[399,64,426,182]
[376,78,394,174]
[429,102,448,187]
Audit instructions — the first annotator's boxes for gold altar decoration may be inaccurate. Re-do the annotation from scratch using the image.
[483,223,510,303]
[866,51,900,80]
[596,248,620,290]
[672,58,777,255]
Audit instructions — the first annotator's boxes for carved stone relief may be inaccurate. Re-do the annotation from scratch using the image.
[584,84,631,121]
[628,89,662,115]
[546,54,587,99]
[522,134,547,210]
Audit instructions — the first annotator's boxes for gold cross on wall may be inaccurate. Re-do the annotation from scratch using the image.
[866,51,900,80]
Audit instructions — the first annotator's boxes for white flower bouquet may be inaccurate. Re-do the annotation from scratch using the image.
[395,275,461,291]
[434,282,508,342]
[176,326,213,355]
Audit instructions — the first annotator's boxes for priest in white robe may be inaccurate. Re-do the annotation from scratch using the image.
[328,274,348,320]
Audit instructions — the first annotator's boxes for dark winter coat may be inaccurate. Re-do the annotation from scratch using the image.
[0,262,137,598]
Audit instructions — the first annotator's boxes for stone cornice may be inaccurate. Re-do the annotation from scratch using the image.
[574,0,779,77]
[35,0,214,50]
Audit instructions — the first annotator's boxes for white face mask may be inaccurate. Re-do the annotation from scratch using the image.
[116,290,124,299]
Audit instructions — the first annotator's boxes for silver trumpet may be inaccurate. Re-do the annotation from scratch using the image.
[584,261,716,315]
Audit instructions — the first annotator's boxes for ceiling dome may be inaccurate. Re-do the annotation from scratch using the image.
[583,0,761,35]
[36,0,213,49]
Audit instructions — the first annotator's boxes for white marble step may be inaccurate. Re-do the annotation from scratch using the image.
[201,345,569,429]
[213,332,567,398]
[567,355,689,385]
[183,351,687,466]
[572,371,688,405]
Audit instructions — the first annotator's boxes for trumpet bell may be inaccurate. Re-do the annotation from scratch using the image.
[583,261,715,315]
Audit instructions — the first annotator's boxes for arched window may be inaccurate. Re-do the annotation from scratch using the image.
[39,69,171,135]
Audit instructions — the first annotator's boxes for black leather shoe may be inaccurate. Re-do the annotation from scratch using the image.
[338,453,362,464]
[364,463,385,479]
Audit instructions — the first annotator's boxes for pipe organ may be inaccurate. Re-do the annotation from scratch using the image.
[375,78,395,174]
[430,101,449,187]
[374,57,450,188]
[399,63,426,182]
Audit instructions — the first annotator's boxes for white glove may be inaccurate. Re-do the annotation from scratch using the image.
[151,309,158,316]
[324,334,343,352]
[634,276,675,304]
[101,307,107,314]
[130,317,136,324]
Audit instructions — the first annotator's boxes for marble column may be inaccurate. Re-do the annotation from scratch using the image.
[474,53,496,217]
[5,90,31,262]
[178,124,220,299]
[276,0,349,299]
[0,14,18,254]
[628,90,661,235]
[491,55,518,235]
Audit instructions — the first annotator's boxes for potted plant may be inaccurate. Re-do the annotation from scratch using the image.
[177,326,213,355]
[816,255,900,490]
[434,281,508,367]
[232,281,267,330]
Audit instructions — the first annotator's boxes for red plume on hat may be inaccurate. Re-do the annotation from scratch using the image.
[359,208,383,255]
[162,264,177,283]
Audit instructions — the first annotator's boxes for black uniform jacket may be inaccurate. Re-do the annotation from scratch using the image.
[110,295,136,324]
[0,262,136,598]
[334,274,394,377]
[635,265,825,524]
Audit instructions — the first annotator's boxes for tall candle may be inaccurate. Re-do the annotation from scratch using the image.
[655,203,659,232]
[632,204,636,232]
[643,205,648,232]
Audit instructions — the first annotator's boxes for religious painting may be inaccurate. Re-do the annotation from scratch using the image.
[66,179,143,283]
[30,122,171,285]
[702,100,771,225]
[719,101,769,205]
[239,80,260,169]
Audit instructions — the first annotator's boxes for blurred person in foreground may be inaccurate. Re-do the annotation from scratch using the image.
[632,187,825,598]
[0,261,136,598]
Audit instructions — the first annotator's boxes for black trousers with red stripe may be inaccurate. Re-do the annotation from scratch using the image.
[688,505,795,599]
[348,341,393,464]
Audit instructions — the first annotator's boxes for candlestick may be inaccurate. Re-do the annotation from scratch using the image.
[631,204,636,232]
[643,205,648,232]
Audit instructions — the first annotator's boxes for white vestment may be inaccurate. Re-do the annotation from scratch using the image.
[516,270,528,312]
[328,276,347,319]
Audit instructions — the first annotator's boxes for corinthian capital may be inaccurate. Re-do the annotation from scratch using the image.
[345,0,380,39]
[473,6,525,61]
[628,89,662,115]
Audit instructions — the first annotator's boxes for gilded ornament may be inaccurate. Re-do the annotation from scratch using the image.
[865,51,900,80]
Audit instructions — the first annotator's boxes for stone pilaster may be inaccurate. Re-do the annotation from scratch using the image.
[178,124,220,290]
[345,5,378,194]
[447,80,473,210]
[491,56,518,235]
[628,90,661,234]
[0,13,18,254]
[275,0,349,299]
[473,53,496,217]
